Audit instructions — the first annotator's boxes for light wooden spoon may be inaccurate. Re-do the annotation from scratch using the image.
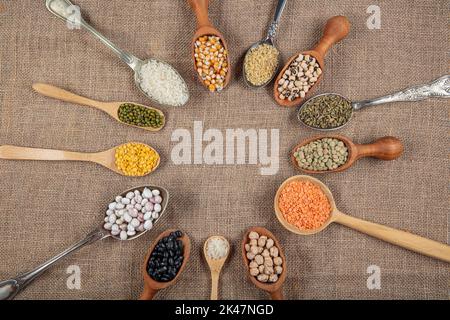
[140,229,191,300]
[274,175,450,263]
[0,143,160,176]
[242,227,287,300]
[203,235,230,300]
[187,0,232,91]
[32,83,165,132]
[291,135,404,174]
[273,16,351,107]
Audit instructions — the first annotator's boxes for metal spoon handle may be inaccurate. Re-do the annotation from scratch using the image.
[0,228,107,300]
[267,0,288,41]
[79,18,142,71]
[352,74,450,110]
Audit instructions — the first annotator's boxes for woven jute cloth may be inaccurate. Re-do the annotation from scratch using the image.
[0,0,448,300]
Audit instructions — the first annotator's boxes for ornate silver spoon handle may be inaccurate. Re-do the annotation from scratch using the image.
[267,0,288,41]
[352,75,450,110]
[46,0,142,71]
[0,228,107,300]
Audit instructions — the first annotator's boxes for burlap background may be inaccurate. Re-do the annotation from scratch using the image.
[0,0,448,300]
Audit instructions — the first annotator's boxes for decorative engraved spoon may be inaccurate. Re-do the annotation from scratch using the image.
[298,75,450,131]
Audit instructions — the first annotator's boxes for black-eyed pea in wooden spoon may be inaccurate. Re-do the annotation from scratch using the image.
[33,83,165,131]
[291,135,404,174]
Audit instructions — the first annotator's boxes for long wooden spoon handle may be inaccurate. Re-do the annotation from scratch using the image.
[187,0,211,28]
[139,285,158,300]
[355,136,404,160]
[32,83,104,109]
[270,289,284,300]
[313,16,350,58]
[0,145,89,162]
[334,212,450,263]
[210,271,220,300]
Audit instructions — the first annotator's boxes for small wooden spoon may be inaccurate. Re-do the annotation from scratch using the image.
[274,175,450,263]
[203,236,230,300]
[140,229,191,300]
[273,16,351,107]
[291,135,404,174]
[0,143,160,176]
[32,83,165,132]
[187,0,232,90]
[241,227,287,300]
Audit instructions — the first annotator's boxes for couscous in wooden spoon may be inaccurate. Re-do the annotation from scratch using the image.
[0,143,160,176]
[291,135,404,174]
[187,0,232,91]
[273,16,350,107]
[33,83,165,132]
[274,175,450,263]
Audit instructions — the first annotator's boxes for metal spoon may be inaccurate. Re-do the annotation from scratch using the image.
[0,185,169,300]
[298,74,450,131]
[243,0,288,88]
[46,0,189,107]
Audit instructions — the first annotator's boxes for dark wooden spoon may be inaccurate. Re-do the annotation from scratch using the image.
[291,135,404,174]
[187,0,232,91]
[273,16,350,107]
[139,229,191,300]
[241,227,287,300]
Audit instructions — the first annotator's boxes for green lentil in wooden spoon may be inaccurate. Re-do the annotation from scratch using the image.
[118,103,164,129]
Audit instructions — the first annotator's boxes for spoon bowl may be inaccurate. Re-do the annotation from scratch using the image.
[204,235,230,300]
[291,135,404,174]
[0,142,160,176]
[274,175,450,262]
[241,227,287,300]
[188,0,232,91]
[243,39,281,89]
[273,16,350,107]
[140,229,191,300]
[33,83,166,132]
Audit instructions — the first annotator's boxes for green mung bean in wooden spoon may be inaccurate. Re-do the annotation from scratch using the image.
[297,75,450,131]
[33,83,165,131]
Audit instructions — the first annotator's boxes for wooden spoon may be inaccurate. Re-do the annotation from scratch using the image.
[274,175,450,263]
[0,143,160,176]
[291,135,404,174]
[140,229,191,300]
[241,227,287,300]
[187,0,232,91]
[203,235,230,300]
[32,83,165,132]
[273,16,351,107]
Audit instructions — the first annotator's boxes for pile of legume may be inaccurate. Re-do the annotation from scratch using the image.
[298,94,353,129]
[103,187,163,240]
[278,180,331,230]
[194,35,228,92]
[118,103,164,129]
[114,143,159,176]
[294,138,348,171]
[244,44,280,86]
[245,231,283,283]
[277,54,322,101]
[147,230,184,282]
